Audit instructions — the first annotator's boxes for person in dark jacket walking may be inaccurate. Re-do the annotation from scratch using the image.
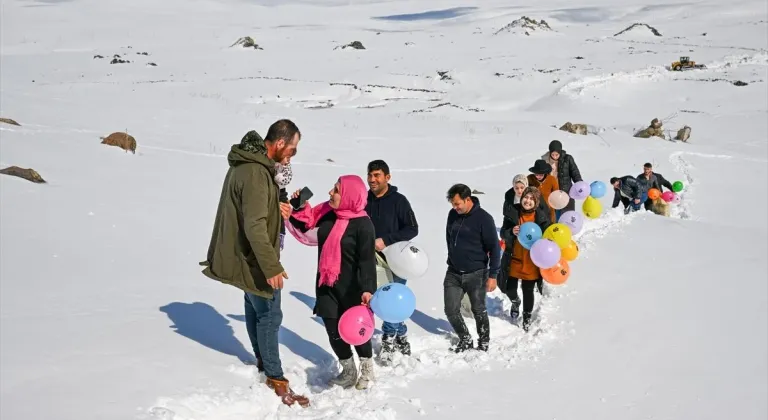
[444,184,501,352]
[287,175,377,390]
[637,162,674,211]
[542,140,583,217]
[364,160,419,362]
[499,187,552,331]
[200,121,308,407]
[611,176,646,214]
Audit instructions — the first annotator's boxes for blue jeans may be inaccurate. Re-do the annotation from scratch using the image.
[631,192,649,211]
[381,276,408,336]
[244,290,283,378]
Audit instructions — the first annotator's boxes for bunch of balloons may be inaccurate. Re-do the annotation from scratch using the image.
[517,218,579,286]
[340,241,423,345]
[547,180,607,221]
[648,180,685,204]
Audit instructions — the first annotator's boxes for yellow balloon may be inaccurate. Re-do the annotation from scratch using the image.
[543,223,572,249]
[562,240,579,261]
[583,196,602,219]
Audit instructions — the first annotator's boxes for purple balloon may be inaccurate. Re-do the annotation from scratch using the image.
[530,239,561,269]
[569,181,591,200]
[558,210,584,234]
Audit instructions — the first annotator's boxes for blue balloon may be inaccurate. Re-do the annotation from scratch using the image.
[590,181,607,199]
[518,222,542,250]
[370,283,416,324]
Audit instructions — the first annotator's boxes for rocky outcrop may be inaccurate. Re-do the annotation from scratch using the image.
[0,166,46,183]
[0,118,20,126]
[559,122,588,135]
[100,131,137,154]
[230,36,263,50]
[614,23,662,37]
[493,16,552,36]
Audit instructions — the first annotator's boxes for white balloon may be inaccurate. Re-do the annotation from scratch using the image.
[381,241,429,279]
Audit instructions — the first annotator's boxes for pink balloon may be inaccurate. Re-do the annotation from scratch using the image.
[338,305,375,346]
[661,191,675,203]
[548,190,570,210]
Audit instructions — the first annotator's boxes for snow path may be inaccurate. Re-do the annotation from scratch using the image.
[144,171,667,420]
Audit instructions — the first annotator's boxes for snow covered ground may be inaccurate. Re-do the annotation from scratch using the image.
[1,0,766,419]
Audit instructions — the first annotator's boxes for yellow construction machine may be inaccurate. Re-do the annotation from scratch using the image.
[670,56,706,71]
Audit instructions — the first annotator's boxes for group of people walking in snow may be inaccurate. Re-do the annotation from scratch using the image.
[198,118,673,407]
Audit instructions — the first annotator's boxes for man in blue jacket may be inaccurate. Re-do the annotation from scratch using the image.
[444,184,500,352]
[364,160,419,362]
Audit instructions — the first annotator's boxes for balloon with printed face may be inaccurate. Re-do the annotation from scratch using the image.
[647,188,661,200]
[530,239,561,269]
[582,196,603,219]
[542,223,572,249]
[569,181,591,200]
[338,305,375,346]
[541,258,570,285]
[370,282,416,324]
[558,210,584,235]
[561,240,579,261]
[381,241,429,279]
[518,222,543,250]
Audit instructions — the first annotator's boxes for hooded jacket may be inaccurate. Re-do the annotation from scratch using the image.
[446,196,501,279]
[200,144,284,299]
[365,185,419,247]
[612,176,643,207]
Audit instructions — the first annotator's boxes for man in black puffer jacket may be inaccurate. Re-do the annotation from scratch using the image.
[542,140,583,215]
[611,176,646,214]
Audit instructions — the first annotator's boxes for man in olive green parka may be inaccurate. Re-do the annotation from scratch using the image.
[200,119,309,407]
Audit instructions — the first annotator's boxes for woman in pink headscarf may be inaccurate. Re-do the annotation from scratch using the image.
[286,175,377,390]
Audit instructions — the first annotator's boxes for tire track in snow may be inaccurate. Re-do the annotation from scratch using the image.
[667,150,767,221]
[144,207,643,419]
[557,52,768,97]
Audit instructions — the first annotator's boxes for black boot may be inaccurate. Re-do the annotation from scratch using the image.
[378,334,396,364]
[476,320,490,352]
[395,335,411,356]
[451,336,474,353]
[509,298,521,324]
[522,312,532,332]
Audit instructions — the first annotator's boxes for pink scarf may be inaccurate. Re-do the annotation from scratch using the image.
[288,175,369,287]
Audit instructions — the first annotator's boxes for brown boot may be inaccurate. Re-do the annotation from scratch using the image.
[265,377,310,408]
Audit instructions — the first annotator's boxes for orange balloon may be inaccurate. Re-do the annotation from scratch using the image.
[647,188,661,200]
[541,258,570,285]
[561,240,579,261]
[499,238,506,251]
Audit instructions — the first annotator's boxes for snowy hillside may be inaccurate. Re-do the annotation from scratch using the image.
[1,0,766,419]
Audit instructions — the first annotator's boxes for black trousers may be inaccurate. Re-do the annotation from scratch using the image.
[505,277,539,315]
[443,268,490,343]
[322,317,373,360]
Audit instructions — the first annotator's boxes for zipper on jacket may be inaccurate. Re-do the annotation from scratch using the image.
[453,218,465,247]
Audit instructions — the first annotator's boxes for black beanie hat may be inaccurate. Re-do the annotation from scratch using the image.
[549,140,563,153]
